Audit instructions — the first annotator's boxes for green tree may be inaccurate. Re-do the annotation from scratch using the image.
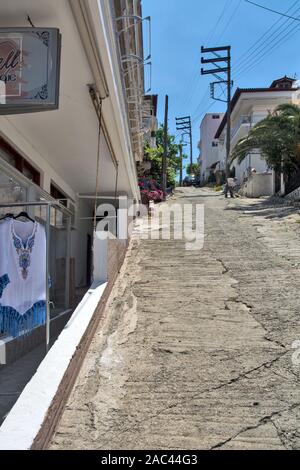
[231,104,300,175]
[144,125,181,187]
[186,163,200,176]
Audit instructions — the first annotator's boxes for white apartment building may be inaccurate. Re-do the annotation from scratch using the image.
[215,77,300,192]
[198,113,224,183]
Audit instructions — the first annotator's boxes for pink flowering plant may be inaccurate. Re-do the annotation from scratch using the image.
[139,178,165,205]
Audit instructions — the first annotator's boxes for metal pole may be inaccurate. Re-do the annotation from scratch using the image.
[201,45,231,179]
[162,94,169,198]
[189,117,193,168]
[225,47,231,179]
[179,142,183,186]
[45,204,51,353]
[65,214,71,310]
[249,115,252,171]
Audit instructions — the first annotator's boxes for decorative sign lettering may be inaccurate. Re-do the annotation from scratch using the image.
[0,28,61,114]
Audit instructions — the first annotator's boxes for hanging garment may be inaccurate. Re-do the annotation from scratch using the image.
[0,218,46,337]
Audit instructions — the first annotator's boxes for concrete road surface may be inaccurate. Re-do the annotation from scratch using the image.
[50,188,300,450]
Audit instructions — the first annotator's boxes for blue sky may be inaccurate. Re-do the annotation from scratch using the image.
[142,0,300,171]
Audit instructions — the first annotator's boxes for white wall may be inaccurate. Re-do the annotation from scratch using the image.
[0,0,141,290]
[0,0,140,200]
[234,153,269,183]
[240,173,274,198]
[200,113,224,181]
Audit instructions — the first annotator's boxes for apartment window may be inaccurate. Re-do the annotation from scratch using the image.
[212,115,220,120]
[0,136,40,185]
[212,142,218,147]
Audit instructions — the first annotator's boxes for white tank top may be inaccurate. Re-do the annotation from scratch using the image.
[0,218,46,315]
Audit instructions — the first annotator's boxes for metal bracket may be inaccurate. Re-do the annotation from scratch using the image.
[210,81,227,103]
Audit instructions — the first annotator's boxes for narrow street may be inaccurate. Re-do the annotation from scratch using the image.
[50,188,300,450]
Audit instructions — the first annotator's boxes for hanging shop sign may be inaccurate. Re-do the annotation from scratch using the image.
[0,28,61,114]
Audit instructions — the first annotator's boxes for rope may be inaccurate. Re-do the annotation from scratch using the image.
[93,97,103,233]
[114,162,119,201]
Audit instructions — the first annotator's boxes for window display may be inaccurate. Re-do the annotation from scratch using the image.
[0,214,46,337]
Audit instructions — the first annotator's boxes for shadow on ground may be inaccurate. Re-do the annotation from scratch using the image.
[226,197,300,220]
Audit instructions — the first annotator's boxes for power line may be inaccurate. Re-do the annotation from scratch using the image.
[245,0,300,21]
[235,17,300,79]
[234,1,300,75]
[190,85,211,117]
[193,1,300,134]
[215,0,243,43]
[181,50,204,109]
[191,96,221,125]
[183,0,234,111]
[233,0,300,71]
[234,9,300,79]
[206,0,233,44]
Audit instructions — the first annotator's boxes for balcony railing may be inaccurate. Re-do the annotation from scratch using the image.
[231,115,251,140]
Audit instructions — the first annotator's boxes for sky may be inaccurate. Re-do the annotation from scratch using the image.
[142,0,300,173]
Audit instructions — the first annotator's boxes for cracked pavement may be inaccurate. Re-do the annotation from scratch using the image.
[50,187,300,450]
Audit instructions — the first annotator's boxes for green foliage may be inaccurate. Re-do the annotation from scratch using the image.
[186,163,200,175]
[231,104,300,174]
[144,125,181,187]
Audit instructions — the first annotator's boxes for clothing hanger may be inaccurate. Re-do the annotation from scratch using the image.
[13,211,35,223]
[0,213,14,221]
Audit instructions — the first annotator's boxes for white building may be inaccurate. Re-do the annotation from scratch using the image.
[215,76,300,193]
[0,0,156,448]
[0,1,149,372]
[198,113,224,183]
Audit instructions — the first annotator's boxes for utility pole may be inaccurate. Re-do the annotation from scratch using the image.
[179,141,183,186]
[201,45,231,178]
[162,95,169,199]
[189,122,193,172]
[176,116,193,172]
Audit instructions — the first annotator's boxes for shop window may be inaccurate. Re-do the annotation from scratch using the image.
[0,136,40,185]
[50,183,68,207]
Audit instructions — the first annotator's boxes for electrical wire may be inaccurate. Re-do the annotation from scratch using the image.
[234,13,300,78]
[182,56,204,110]
[206,0,233,44]
[215,0,243,43]
[190,85,211,117]
[234,1,300,76]
[235,18,300,80]
[93,98,103,233]
[191,91,224,125]
[190,1,300,133]
[233,0,300,72]
[182,0,235,112]
[245,0,300,21]
[233,0,299,70]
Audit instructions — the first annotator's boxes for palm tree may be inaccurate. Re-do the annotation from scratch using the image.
[231,104,300,176]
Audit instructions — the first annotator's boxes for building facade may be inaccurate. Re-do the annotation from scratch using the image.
[198,113,224,183]
[215,77,300,192]
[0,0,149,366]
